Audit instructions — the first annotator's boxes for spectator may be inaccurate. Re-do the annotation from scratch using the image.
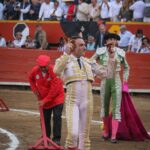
[76,0,89,21]
[29,55,64,145]
[94,23,109,49]
[49,1,63,21]
[29,0,41,20]
[109,0,122,22]
[64,0,76,21]
[86,35,95,51]
[129,0,145,22]
[57,37,66,52]
[3,0,20,20]
[34,24,49,50]
[118,25,133,51]
[139,37,150,53]
[118,0,133,22]
[128,29,144,53]
[0,34,6,47]
[24,35,36,49]
[38,0,54,20]
[0,2,4,20]
[99,0,111,22]
[143,0,150,22]
[7,41,14,47]
[16,0,31,20]
[88,0,100,21]
[58,0,66,9]
[61,1,68,21]
[13,32,25,48]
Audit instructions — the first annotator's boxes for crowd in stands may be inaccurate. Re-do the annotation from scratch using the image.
[0,0,149,22]
[0,23,149,53]
[86,24,150,53]
[0,0,149,53]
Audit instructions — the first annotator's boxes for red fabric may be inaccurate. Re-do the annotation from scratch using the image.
[29,65,64,109]
[68,147,77,150]
[109,91,150,141]
[36,55,51,66]
[67,4,75,21]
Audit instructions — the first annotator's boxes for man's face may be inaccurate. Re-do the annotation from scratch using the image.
[116,0,121,3]
[106,38,117,47]
[137,33,143,38]
[16,32,22,40]
[73,38,86,58]
[24,0,29,2]
[36,25,42,31]
[99,25,106,33]
[39,66,48,73]
[54,1,59,8]
[120,28,125,34]
[45,0,50,4]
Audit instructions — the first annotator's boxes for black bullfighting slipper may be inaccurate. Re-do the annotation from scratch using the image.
[111,138,117,143]
[101,135,109,141]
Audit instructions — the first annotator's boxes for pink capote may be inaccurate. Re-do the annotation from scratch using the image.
[109,83,150,141]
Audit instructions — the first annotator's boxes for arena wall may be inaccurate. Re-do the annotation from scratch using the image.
[0,48,150,93]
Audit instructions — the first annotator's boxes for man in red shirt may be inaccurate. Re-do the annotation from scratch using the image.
[29,55,64,145]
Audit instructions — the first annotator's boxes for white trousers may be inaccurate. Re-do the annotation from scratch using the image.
[65,80,93,150]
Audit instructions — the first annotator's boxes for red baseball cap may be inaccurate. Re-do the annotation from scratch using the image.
[36,55,50,66]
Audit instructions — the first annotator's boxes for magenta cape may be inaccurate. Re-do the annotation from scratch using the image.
[109,91,150,141]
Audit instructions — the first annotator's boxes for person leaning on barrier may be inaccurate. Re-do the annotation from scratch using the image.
[34,24,49,50]
[54,36,108,150]
[28,55,65,145]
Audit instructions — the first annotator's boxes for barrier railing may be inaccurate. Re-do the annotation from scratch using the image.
[0,47,150,93]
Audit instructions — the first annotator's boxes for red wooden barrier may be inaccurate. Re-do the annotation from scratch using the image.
[0,48,150,91]
[0,98,9,112]
[29,106,64,150]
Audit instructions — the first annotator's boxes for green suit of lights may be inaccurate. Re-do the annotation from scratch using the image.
[92,47,129,120]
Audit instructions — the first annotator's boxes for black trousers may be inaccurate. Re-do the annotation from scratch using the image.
[43,104,63,141]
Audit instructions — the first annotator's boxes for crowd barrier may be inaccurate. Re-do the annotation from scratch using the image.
[0,47,150,93]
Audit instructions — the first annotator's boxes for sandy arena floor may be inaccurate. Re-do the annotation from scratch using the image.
[0,89,150,150]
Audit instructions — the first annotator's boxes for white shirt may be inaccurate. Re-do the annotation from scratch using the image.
[62,4,68,19]
[0,37,6,47]
[19,3,31,20]
[57,0,65,9]
[39,2,54,20]
[129,0,145,19]
[49,7,63,20]
[140,47,150,53]
[76,2,89,21]
[129,35,142,52]
[13,39,25,48]
[88,4,100,21]
[109,1,122,21]
[118,31,133,47]
[100,2,111,19]
[0,3,4,20]
[87,43,95,51]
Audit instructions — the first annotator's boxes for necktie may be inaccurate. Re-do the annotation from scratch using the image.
[77,58,81,69]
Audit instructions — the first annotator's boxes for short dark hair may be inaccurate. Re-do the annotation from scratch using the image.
[136,29,143,35]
